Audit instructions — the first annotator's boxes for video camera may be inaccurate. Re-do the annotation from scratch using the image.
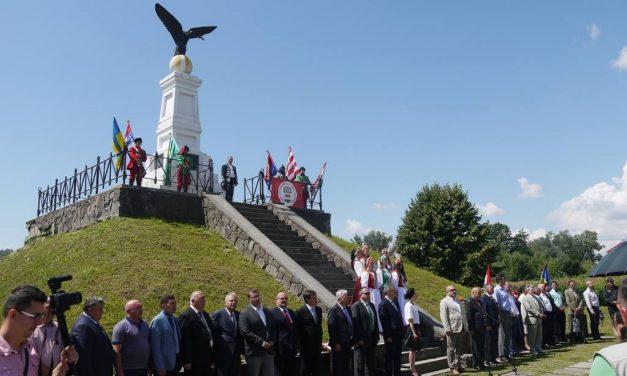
[47,275,82,313]
[47,275,82,376]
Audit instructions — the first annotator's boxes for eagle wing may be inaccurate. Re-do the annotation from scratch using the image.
[187,26,217,39]
[155,3,183,40]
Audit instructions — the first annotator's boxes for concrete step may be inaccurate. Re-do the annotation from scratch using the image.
[402,355,449,375]
[277,246,318,254]
[237,211,279,221]
[286,253,327,261]
[294,259,337,267]
[263,234,304,242]
[263,229,299,237]
[317,280,354,289]
[274,240,312,248]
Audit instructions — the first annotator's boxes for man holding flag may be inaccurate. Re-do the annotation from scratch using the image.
[127,138,147,187]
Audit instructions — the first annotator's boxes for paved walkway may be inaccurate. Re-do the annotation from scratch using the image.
[544,361,593,375]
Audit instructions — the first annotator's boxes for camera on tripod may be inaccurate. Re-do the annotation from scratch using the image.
[48,275,82,313]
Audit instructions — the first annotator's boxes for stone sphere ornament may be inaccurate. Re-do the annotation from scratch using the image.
[169,55,193,74]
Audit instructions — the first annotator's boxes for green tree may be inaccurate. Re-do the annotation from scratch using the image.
[396,183,487,282]
[0,249,13,260]
[362,230,393,252]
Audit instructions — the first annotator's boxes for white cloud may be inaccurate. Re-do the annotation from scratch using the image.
[587,24,601,41]
[529,228,547,240]
[518,177,544,199]
[611,46,627,71]
[372,202,396,210]
[345,219,371,235]
[549,162,627,241]
[477,202,505,217]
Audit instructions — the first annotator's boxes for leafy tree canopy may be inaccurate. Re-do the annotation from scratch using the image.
[351,230,393,252]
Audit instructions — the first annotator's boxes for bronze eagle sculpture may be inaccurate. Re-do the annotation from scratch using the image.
[155,3,217,56]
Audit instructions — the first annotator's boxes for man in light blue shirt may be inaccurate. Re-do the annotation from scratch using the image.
[494,275,512,362]
[549,281,567,343]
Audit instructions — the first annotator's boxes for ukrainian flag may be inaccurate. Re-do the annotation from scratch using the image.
[112,117,126,173]
[540,264,551,285]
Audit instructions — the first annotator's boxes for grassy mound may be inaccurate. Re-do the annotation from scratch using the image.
[0,218,299,332]
[330,236,471,317]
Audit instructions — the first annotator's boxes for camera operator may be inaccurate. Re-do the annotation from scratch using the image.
[31,297,65,376]
[0,285,78,376]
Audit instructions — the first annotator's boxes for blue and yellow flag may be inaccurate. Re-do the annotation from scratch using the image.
[540,264,551,285]
[112,117,126,173]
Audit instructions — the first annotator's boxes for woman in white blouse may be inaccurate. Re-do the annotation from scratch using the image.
[404,288,422,376]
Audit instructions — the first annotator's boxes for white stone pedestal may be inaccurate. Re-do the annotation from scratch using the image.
[144,70,220,193]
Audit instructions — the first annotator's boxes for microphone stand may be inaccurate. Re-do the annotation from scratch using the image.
[478,305,519,376]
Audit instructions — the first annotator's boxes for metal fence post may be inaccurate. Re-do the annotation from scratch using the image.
[95,156,100,194]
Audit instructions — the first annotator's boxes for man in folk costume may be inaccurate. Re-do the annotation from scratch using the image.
[127,138,147,186]
[176,145,193,192]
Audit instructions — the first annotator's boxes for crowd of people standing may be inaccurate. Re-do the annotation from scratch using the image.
[441,275,623,374]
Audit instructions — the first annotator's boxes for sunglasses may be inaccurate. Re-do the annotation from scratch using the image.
[19,310,46,321]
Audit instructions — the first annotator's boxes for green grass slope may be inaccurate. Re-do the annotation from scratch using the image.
[330,236,471,317]
[0,218,299,333]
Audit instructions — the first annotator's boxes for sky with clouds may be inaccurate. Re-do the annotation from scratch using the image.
[2,1,627,251]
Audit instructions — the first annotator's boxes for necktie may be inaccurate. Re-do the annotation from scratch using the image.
[230,312,237,329]
[283,308,293,329]
[342,307,353,329]
[310,307,317,323]
[198,312,213,346]
[168,315,180,351]
[365,302,374,332]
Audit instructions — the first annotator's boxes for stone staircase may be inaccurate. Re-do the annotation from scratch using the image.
[231,202,355,297]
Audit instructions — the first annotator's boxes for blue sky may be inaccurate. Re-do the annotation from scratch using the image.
[3,1,627,250]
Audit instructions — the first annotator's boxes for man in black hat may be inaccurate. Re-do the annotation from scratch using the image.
[127,138,147,186]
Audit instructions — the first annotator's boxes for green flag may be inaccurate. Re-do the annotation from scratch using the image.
[163,135,179,186]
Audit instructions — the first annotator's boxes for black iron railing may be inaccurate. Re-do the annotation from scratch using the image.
[243,170,323,210]
[37,151,214,216]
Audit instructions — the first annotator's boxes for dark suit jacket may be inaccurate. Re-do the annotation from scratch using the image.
[328,304,353,349]
[466,298,487,334]
[70,313,114,376]
[221,164,238,184]
[480,294,499,328]
[178,307,214,369]
[211,308,242,359]
[294,305,322,357]
[271,306,298,358]
[239,304,276,357]
[351,300,380,347]
[378,298,404,341]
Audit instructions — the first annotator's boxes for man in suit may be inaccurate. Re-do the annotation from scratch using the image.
[328,289,353,376]
[378,285,404,376]
[178,291,215,376]
[565,279,587,342]
[352,287,380,375]
[70,296,114,376]
[520,285,545,355]
[270,291,298,376]
[480,284,499,365]
[211,292,243,376]
[239,288,276,376]
[440,285,467,375]
[467,287,487,370]
[221,156,238,202]
[150,294,182,376]
[294,290,323,376]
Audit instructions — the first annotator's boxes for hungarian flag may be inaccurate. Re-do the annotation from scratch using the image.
[264,151,277,188]
[112,117,126,173]
[540,264,551,285]
[286,146,299,180]
[310,161,327,198]
[124,121,135,147]
[163,135,179,186]
[484,264,491,286]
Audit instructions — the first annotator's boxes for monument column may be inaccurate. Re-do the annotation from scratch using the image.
[143,56,219,192]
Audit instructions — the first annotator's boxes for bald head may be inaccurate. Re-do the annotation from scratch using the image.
[125,299,143,322]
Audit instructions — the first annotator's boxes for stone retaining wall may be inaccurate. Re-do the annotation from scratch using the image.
[27,186,204,239]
